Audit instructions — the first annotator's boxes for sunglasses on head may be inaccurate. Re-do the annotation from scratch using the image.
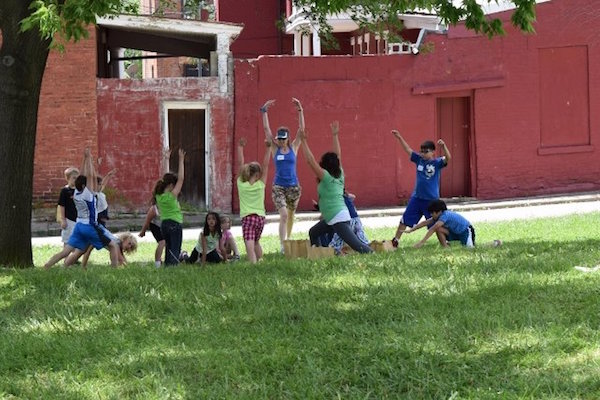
[277,137,287,141]
[420,148,433,153]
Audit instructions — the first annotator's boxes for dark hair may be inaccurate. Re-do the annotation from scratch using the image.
[75,175,87,191]
[421,141,435,151]
[153,173,178,197]
[427,199,448,213]
[203,211,222,237]
[319,152,341,178]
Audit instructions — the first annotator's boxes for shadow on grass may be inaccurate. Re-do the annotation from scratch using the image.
[1,238,600,398]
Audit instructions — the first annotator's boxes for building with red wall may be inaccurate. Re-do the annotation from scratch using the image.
[233,0,600,212]
[33,0,600,214]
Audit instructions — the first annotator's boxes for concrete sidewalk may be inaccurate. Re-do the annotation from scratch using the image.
[31,191,600,247]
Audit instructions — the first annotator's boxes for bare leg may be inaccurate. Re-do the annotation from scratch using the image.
[44,246,74,269]
[254,241,263,261]
[107,242,120,267]
[435,227,450,247]
[394,222,407,241]
[155,240,165,263]
[226,236,239,258]
[286,208,295,238]
[81,245,93,268]
[65,249,86,267]
[245,239,257,263]
[278,207,288,249]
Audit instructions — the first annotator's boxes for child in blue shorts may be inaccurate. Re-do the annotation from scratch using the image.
[406,199,475,248]
[390,130,451,247]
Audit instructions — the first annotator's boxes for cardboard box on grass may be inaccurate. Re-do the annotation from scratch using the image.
[283,240,309,259]
[370,240,395,253]
[307,245,335,260]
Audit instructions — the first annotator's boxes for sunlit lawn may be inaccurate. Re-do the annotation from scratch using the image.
[2,213,600,399]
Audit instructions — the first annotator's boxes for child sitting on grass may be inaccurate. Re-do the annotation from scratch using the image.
[220,215,240,261]
[183,212,226,264]
[405,199,475,248]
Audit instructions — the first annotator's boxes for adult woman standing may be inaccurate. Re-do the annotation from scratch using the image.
[298,122,372,254]
[260,98,304,252]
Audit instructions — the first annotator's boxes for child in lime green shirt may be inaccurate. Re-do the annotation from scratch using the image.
[236,137,271,263]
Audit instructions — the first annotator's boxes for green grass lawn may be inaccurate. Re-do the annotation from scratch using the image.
[2,213,600,399]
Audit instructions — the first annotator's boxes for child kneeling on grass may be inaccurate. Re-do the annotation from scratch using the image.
[405,199,475,248]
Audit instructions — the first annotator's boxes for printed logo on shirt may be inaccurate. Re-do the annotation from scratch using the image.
[276,155,285,161]
[425,164,435,178]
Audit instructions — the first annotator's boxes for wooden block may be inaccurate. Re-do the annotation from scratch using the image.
[283,239,309,259]
[370,240,395,253]
[307,245,335,260]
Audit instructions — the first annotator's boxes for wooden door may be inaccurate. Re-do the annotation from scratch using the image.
[437,97,472,198]
[167,109,206,208]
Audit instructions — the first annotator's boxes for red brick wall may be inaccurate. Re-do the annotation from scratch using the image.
[217,0,282,57]
[233,0,600,211]
[34,31,98,205]
[96,78,234,212]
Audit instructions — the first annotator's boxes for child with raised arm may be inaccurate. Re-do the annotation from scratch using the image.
[154,149,186,266]
[57,166,79,248]
[139,149,171,267]
[299,122,372,254]
[184,212,226,264]
[220,215,240,261]
[390,130,451,247]
[261,97,304,252]
[80,168,116,267]
[45,148,121,269]
[405,199,475,248]
[236,137,271,263]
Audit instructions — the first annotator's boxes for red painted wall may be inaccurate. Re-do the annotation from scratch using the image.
[34,32,98,205]
[233,0,600,212]
[96,78,234,212]
[216,0,283,57]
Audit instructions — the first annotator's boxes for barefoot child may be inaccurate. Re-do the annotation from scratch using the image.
[236,137,271,263]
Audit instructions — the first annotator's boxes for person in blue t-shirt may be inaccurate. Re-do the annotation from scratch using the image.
[405,199,475,248]
[390,130,451,247]
[260,97,305,252]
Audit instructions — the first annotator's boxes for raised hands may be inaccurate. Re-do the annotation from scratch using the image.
[261,99,276,113]
[292,97,303,112]
[239,137,247,147]
[391,129,402,140]
[178,148,186,159]
[297,127,306,141]
[330,121,339,136]
[437,139,446,146]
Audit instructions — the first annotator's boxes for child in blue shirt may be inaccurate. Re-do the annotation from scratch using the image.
[390,130,451,247]
[405,199,475,248]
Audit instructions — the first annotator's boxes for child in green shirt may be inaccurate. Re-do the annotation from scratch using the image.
[236,137,271,263]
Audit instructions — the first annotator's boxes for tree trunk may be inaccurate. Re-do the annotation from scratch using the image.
[0,1,51,267]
